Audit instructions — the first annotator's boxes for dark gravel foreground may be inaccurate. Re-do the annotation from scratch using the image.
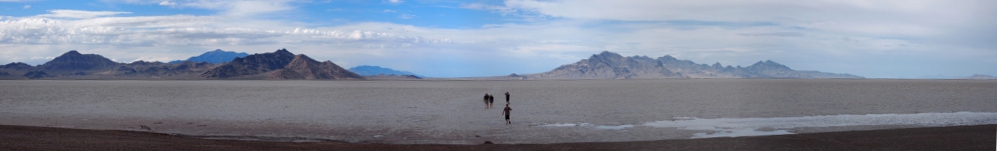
[0,124,993,151]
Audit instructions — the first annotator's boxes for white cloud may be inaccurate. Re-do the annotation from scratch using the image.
[382,9,396,13]
[22,5,30,9]
[181,0,297,17]
[104,0,299,17]
[35,10,132,19]
[398,14,415,19]
[131,56,175,62]
[30,56,54,60]
[159,0,177,7]
[460,3,516,15]
[0,16,450,46]
[386,0,402,4]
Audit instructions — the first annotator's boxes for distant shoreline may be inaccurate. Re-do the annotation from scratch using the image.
[0,124,993,150]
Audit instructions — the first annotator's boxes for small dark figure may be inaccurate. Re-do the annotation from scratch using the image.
[483,93,490,108]
[502,103,512,125]
[504,92,510,103]
[488,95,495,109]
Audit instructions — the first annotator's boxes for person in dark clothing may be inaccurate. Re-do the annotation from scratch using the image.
[483,93,490,109]
[488,95,495,109]
[504,92,510,103]
[502,103,512,125]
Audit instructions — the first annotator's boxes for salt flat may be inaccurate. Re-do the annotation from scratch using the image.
[1,79,996,144]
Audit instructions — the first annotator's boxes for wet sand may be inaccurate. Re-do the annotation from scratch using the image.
[1,124,993,151]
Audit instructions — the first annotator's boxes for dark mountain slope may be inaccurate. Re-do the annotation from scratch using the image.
[269,55,364,80]
[201,49,295,78]
[37,50,119,71]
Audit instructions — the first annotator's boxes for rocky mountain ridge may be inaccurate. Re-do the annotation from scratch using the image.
[524,51,863,79]
[200,49,361,80]
[201,49,296,78]
[0,50,219,79]
[38,50,119,71]
[268,54,364,80]
[0,49,361,80]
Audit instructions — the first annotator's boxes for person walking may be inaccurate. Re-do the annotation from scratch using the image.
[488,95,495,109]
[502,103,512,125]
[504,92,510,103]
[483,93,490,109]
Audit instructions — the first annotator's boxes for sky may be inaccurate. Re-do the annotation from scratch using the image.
[1,0,995,78]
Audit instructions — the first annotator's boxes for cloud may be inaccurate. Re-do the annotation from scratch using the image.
[497,0,995,36]
[398,14,415,19]
[0,16,451,46]
[382,9,396,13]
[182,0,297,17]
[386,0,402,4]
[460,3,516,15]
[35,10,132,19]
[23,5,30,9]
[131,56,175,62]
[104,0,299,17]
[738,32,805,37]
[159,0,177,7]
[30,56,54,60]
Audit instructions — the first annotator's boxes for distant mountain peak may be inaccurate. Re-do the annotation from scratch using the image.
[270,54,363,79]
[200,49,361,80]
[593,51,623,59]
[657,55,677,61]
[275,48,292,56]
[170,49,250,64]
[349,65,417,76]
[597,51,617,55]
[1,62,33,70]
[747,60,792,70]
[64,50,82,55]
[201,49,296,78]
[39,50,119,71]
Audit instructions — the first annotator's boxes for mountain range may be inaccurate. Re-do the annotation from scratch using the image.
[1,50,900,80]
[0,49,361,80]
[200,49,362,79]
[966,74,996,80]
[521,51,863,79]
[168,49,249,64]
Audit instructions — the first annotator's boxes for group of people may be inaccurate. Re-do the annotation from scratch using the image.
[484,92,513,125]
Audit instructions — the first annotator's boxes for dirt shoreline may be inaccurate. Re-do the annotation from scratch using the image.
[1,124,993,151]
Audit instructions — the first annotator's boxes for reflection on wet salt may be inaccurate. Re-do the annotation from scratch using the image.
[540,123,633,130]
[595,125,633,130]
[542,123,594,127]
[691,129,792,138]
[643,112,997,138]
